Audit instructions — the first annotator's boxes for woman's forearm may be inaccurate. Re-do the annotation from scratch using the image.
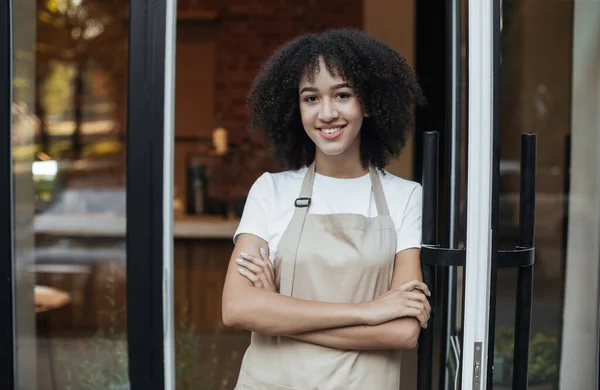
[223,236,369,336]
[288,318,421,350]
[222,285,365,336]
[223,237,426,337]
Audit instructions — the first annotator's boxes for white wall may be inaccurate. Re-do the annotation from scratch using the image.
[560,1,600,387]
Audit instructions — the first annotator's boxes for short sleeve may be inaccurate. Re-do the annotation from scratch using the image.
[233,173,271,244]
[395,183,423,253]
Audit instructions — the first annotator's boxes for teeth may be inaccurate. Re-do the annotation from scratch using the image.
[321,127,342,134]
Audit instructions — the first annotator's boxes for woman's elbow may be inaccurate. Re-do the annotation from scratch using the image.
[404,331,420,350]
[222,295,245,329]
[221,302,236,328]
[398,320,421,350]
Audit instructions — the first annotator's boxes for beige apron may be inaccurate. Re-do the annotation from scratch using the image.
[235,163,400,390]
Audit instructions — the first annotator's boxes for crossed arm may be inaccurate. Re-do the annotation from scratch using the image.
[221,233,430,350]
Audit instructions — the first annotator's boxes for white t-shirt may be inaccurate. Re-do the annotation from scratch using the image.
[234,167,423,261]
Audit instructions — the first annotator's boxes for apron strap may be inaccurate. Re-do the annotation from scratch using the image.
[369,167,390,216]
[279,163,316,296]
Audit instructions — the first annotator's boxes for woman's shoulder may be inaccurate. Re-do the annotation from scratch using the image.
[379,171,422,230]
[268,166,308,182]
[379,170,422,194]
[378,170,422,215]
[255,167,306,184]
[249,167,306,197]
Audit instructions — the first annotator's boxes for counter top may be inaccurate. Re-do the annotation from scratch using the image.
[34,213,239,239]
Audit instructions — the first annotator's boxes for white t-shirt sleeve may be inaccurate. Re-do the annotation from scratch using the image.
[395,183,423,253]
[233,173,271,244]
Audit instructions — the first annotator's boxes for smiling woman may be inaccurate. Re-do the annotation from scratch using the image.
[222,29,428,390]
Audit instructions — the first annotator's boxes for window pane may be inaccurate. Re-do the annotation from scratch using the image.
[494,1,600,388]
[13,1,131,388]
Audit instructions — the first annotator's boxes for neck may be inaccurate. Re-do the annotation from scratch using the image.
[313,149,368,179]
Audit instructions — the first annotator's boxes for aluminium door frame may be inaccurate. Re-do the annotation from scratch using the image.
[126,0,177,389]
[461,0,500,388]
[0,1,15,387]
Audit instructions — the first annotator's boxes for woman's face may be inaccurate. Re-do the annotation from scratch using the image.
[298,58,365,159]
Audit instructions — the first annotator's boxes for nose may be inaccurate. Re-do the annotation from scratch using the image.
[317,100,339,122]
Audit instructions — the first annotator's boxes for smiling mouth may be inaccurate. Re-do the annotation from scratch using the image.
[318,125,346,134]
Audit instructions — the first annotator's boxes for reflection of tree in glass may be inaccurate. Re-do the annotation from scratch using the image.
[42,61,76,120]
[36,0,128,159]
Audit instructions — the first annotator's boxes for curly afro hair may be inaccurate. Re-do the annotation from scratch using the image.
[247,28,424,171]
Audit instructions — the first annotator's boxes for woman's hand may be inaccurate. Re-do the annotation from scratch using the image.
[235,248,277,293]
[360,279,431,328]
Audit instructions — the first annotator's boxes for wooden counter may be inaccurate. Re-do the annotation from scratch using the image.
[34,213,239,239]
[174,238,234,331]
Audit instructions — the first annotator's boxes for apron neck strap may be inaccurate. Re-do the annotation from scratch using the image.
[297,162,316,200]
[369,167,390,216]
[281,163,315,296]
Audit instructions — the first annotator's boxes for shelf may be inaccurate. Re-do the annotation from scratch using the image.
[122,10,219,24]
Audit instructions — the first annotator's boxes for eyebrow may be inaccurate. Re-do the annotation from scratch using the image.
[299,83,353,94]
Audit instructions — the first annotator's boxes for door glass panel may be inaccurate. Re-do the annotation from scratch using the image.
[13,0,38,388]
[495,1,600,388]
[13,1,131,388]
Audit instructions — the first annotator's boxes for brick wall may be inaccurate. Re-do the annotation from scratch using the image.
[177,1,363,203]
[214,1,363,146]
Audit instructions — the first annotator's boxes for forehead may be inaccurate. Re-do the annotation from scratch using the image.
[298,57,350,88]
[299,55,348,86]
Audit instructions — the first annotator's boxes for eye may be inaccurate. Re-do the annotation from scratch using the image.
[303,96,318,103]
[336,92,351,99]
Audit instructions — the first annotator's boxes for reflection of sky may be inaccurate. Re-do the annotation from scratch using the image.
[32,160,58,177]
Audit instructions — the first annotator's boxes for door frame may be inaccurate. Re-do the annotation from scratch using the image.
[461,0,499,388]
[0,0,15,387]
[126,0,176,389]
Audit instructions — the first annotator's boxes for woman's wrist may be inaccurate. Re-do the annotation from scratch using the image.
[352,301,370,325]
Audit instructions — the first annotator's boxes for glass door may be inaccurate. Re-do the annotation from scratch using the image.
[494,0,600,388]
[436,0,600,388]
[2,0,176,389]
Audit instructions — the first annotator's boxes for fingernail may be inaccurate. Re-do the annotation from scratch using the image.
[424,323,428,329]
[236,259,244,264]
[260,248,266,255]
[427,290,431,297]
[240,252,248,257]
[238,268,244,274]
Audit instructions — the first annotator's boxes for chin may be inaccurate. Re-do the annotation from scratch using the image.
[315,142,347,156]
[320,148,346,156]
